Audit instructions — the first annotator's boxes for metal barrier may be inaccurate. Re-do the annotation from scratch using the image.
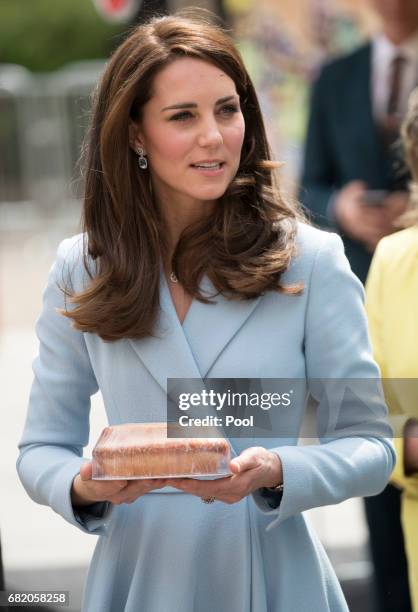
[0,61,106,207]
[0,64,34,202]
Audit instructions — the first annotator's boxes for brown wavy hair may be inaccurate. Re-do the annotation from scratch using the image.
[62,11,304,341]
[399,87,418,227]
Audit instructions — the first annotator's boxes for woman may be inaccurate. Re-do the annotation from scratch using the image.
[366,88,418,610]
[17,13,394,611]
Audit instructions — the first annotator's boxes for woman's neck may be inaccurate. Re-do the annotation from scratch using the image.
[157,194,216,261]
[382,23,418,46]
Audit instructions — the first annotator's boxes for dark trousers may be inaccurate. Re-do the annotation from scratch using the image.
[364,484,412,612]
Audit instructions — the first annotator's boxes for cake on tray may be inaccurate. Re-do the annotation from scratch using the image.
[92,422,231,479]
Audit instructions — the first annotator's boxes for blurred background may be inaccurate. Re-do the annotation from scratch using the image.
[0,0,384,610]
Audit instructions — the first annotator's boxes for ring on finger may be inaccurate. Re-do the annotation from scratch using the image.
[201,496,216,504]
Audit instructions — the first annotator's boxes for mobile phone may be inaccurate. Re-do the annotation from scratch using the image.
[361,190,388,206]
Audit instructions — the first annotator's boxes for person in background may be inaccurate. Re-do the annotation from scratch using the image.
[366,87,418,611]
[300,0,418,284]
[299,2,418,610]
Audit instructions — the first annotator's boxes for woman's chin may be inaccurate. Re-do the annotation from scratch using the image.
[188,186,228,203]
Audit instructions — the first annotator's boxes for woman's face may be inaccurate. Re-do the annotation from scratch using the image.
[132,57,245,210]
[370,0,418,25]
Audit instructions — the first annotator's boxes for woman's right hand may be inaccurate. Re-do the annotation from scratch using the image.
[404,419,418,476]
[71,461,167,507]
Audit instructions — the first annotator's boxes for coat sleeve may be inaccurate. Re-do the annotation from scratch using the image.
[251,232,396,530]
[299,67,339,229]
[16,237,112,535]
[365,241,418,497]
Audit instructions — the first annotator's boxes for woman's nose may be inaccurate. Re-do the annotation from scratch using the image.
[197,118,223,148]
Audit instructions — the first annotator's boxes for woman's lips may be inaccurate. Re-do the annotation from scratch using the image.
[190,162,225,176]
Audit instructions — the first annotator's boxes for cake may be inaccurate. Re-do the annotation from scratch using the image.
[92,422,231,479]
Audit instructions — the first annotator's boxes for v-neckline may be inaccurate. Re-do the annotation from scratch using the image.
[160,271,195,329]
[129,271,262,389]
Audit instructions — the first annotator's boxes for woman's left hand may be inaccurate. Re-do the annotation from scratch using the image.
[167,447,283,504]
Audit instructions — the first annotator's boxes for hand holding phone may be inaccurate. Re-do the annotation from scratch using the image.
[333,182,390,251]
[360,190,388,206]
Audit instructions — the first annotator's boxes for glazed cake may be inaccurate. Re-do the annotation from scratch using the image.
[92,422,231,479]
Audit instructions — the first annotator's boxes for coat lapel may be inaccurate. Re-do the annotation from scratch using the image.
[182,275,261,378]
[128,273,262,391]
[350,44,389,185]
[128,274,202,392]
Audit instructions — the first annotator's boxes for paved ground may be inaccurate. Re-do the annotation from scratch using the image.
[0,201,374,611]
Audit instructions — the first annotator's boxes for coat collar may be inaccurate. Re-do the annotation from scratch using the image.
[128,273,261,392]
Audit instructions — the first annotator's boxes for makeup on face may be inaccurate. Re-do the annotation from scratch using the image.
[132,57,245,215]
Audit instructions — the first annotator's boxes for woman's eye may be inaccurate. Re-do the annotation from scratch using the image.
[219,105,239,116]
[169,105,239,122]
[169,111,193,121]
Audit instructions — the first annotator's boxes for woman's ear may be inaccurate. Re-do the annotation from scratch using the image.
[128,120,145,154]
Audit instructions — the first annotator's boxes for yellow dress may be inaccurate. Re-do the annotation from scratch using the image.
[365,225,418,609]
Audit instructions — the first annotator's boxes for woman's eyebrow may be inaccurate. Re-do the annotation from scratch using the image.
[161,95,239,112]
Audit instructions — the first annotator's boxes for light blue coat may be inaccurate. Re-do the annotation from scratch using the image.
[17,223,395,612]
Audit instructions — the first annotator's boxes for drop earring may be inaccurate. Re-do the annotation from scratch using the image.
[136,147,148,170]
